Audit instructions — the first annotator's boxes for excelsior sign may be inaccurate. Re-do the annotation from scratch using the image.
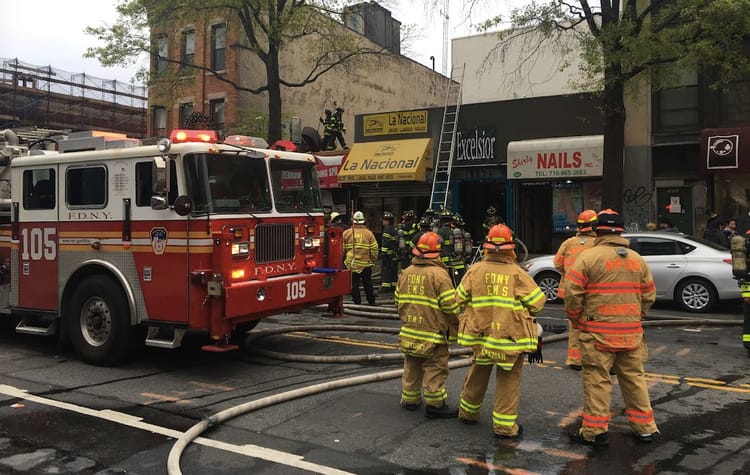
[507,135,604,179]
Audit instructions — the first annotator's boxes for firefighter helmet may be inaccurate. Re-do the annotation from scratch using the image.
[383,211,394,222]
[439,208,454,222]
[412,231,441,258]
[329,211,341,223]
[418,216,432,230]
[486,205,497,216]
[576,209,598,232]
[353,211,365,224]
[483,224,516,250]
[594,209,625,234]
[402,210,415,222]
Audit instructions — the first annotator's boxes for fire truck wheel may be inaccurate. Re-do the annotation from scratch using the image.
[231,320,260,346]
[67,275,131,366]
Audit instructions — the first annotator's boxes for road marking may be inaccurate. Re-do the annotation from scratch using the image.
[189,381,236,392]
[287,331,397,350]
[0,384,354,475]
[140,392,193,405]
[455,457,541,474]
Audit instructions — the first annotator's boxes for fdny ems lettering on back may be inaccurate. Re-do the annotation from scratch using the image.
[485,273,510,296]
[407,274,426,295]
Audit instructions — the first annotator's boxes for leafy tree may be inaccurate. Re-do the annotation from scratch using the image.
[85,0,400,142]
[478,0,750,209]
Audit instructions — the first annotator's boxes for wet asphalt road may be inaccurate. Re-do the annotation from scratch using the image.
[0,301,748,474]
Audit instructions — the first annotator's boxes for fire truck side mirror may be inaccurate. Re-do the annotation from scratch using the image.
[173,195,192,216]
[151,195,168,211]
[152,156,169,195]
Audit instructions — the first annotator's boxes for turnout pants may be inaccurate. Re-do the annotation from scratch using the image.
[743,300,750,354]
[579,333,658,440]
[380,258,398,293]
[458,349,524,437]
[401,345,450,408]
[351,267,375,305]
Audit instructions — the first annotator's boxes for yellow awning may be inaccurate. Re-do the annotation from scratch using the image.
[338,138,432,183]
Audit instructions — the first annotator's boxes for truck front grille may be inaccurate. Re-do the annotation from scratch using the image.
[255,223,295,263]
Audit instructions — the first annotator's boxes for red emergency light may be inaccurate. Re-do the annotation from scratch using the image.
[170,129,218,143]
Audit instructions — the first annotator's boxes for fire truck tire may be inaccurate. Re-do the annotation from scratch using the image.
[67,276,131,366]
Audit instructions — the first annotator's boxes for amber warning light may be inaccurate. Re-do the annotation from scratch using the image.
[170,129,218,143]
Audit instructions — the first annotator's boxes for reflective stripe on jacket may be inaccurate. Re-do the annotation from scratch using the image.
[455,252,546,369]
[395,257,459,357]
[381,224,399,258]
[553,231,596,298]
[562,234,656,352]
[343,224,378,272]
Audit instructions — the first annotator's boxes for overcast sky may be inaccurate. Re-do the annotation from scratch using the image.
[0,0,519,83]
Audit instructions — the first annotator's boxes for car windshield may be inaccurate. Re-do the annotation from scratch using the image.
[184,153,272,214]
[269,159,322,213]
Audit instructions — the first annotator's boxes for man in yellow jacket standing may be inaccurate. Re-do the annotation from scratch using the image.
[553,209,598,370]
[396,232,460,418]
[563,209,659,447]
[343,211,378,305]
[456,224,546,439]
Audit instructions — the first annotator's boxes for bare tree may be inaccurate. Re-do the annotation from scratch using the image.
[85,0,402,142]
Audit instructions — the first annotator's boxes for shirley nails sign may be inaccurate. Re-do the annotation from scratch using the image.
[507,135,604,179]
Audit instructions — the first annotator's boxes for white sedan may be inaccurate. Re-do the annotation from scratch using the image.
[522,232,739,313]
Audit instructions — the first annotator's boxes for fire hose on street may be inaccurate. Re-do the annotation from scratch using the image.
[166,304,743,475]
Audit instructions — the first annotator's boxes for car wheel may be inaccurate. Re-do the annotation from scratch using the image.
[675,278,717,313]
[534,271,561,303]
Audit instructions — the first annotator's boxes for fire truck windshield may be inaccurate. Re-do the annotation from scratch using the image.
[184,153,272,214]
[269,160,322,213]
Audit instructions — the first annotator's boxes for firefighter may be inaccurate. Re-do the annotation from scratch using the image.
[332,106,348,149]
[438,208,463,285]
[411,215,433,251]
[380,211,399,295]
[482,205,504,233]
[399,210,418,269]
[456,224,546,439]
[320,109,335,151]
[553,209,598,370]
[563,209,659,447]
[396,231,460,418]
[729,230,750,356]
[343,211,379,305]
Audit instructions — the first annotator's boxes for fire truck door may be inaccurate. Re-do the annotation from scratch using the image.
[16,167,59,311]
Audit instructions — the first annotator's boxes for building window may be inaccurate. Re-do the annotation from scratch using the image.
[655,68,699,131]
[211,24,226,71]
[181,29,195,67]
[179,102,194,127]
[720,79,750,124]
[66,166,107,208]
[153,106,167,137]
[154,34,168,76]
[210,98,225,132]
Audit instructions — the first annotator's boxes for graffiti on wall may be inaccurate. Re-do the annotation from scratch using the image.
[623,186,652,232]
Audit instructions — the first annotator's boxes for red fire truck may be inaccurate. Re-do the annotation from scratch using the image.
[0,129,350,365]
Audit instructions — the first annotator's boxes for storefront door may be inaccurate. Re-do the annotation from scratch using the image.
[657,187,693,235]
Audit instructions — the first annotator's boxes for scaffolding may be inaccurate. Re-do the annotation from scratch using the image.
[0,58,148,138]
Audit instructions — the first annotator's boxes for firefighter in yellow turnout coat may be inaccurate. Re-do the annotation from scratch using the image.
[396,232,460,418]
[343,211,379,305]
[554,209,598,369]
[456,224,546,438]
[563,209,659,447]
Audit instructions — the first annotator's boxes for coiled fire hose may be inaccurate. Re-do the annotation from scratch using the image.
[167,309,743,475]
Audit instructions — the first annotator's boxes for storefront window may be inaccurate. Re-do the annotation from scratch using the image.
[552,181,602,233]
[714,175,750,228]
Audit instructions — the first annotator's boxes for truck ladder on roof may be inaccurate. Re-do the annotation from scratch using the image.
[429,63,465,211]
